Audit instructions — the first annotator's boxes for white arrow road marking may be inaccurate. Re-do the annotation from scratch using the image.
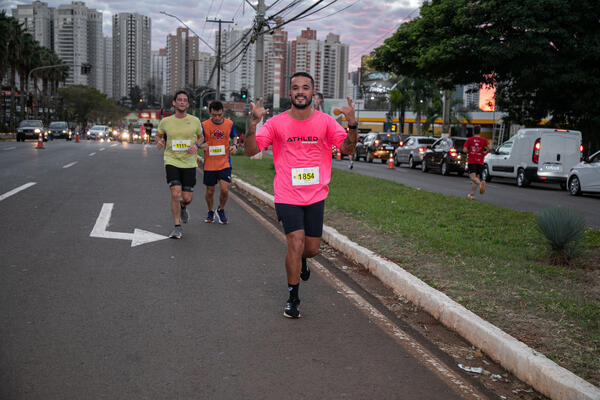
[0,182,36,202]
[90,203,168,247]
[63,161,78,169]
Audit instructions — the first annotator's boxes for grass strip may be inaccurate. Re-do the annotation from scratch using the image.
[231,153,600,383]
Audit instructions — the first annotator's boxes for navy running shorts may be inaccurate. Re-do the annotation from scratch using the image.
[165,165,196,192]
[203,167,232,186]
[468,163,484,176]
[275,200,325,237]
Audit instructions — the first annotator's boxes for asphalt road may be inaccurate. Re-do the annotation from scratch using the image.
[0,140,490,399]
[333,157,600,229]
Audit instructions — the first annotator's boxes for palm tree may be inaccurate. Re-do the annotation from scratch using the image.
[423,91,472,136]
[5,15,24,129]
[389,76,413,134]
[17,33,40,120]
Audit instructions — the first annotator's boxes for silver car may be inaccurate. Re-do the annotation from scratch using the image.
[394,136,436,168]
[567,150,600,195]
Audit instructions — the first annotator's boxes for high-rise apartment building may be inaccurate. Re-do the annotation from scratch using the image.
[54,1,90,86]
[165,28,207,95]
[290,28,324,94]
[103,36,113,98]
[87,9,103,93]
[112,12,151,101]
[219,27,255,100]
[11,1,54,50]
[151,48,167,100]
[263,18,287,109]
[323,33,348,99]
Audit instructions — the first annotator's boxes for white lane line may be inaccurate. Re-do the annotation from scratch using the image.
[89,152,96,156]
[3,146,16,151]
[231,192,486,400]
[110,143,118,147]
[99,148,105,151]
[0,182,37,202]
[63,161,78,169]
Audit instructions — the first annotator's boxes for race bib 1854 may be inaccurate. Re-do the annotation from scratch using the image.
[291,167,319,186]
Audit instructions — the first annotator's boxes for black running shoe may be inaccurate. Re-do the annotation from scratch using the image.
[283,298,301,319]
[180,206,189,224]
[300,258,310,281]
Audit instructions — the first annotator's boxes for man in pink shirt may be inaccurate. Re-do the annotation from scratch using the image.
[244,72,357,319]
[463,126,491,200]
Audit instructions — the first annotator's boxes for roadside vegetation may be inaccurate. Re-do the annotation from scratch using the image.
[231,153,600,386]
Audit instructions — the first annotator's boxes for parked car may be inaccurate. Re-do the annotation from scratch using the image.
[351,133,369,161]
[87,125,111,140]
[16,119,45,142]
[355,132,401,163]
[567,150,600,196]
[394,136,436,168]
[421,137,468,175]
[482,128,582,189]
[47,121,72,140]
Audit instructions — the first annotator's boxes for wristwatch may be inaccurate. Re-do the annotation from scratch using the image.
[348,123,358,129]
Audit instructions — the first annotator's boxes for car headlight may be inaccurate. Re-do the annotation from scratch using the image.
[34,128,41,133]
[62,130,67,133]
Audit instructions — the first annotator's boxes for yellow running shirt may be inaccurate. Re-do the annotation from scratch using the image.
[157,114,203,168]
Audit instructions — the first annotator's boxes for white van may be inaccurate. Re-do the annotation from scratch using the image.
[482,128,582,188]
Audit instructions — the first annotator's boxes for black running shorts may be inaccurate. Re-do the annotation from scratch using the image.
[468,163,484,176]
[165,165,196,192]
[203,167,232,186]
[275,200,325,237]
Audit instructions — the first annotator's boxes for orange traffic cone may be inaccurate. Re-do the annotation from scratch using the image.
[336,151,341,161]
[387,153,394,168]
[35,132,45,149]
[75,132,80,143]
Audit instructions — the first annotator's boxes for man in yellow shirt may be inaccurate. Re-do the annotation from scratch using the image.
[156,90,204,238]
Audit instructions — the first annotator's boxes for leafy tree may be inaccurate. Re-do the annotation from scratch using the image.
[59,85,126,127]
[370,0,600,149]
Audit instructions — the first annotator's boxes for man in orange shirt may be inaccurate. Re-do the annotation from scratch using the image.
[200,101,238,224]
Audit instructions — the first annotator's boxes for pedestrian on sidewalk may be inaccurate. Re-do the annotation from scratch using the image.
[156,90,204,239]
[463,125,490,200]
[200,100,238,224]
[244,72,358,319]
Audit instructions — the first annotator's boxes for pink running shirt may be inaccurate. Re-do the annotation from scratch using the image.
[255,110,348,205]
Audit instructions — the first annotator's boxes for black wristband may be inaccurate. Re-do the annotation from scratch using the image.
[348,123,358,129]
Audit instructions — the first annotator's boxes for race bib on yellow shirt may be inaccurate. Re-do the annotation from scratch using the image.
[209,145,226,156]
[172,140,191,151]
[291,167,319,186]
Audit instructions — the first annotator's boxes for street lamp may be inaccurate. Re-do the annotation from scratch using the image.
[27,63,68,118]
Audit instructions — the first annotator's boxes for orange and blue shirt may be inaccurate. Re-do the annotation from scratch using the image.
[201,119,237,171]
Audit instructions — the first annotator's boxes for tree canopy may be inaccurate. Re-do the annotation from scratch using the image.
[59,85,126,126]
[370,0,600,148]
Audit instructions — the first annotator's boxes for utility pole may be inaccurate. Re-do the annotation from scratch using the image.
[245,0,272,100]
[441,89,451,138]
[206,18,234,101]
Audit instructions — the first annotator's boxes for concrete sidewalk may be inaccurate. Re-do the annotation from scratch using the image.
[233,177,600,400]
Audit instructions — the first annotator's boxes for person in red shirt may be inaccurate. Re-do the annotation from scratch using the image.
[200,101,238,224]
[463,126,491,200]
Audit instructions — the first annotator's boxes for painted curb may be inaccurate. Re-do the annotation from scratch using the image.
[233,177,600,400]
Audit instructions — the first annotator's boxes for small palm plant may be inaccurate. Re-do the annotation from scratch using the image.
[536,206,585,265]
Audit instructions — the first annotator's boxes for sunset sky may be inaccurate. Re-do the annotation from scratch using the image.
[1,0,423,70]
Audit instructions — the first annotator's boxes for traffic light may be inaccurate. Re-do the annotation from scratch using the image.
[240,88,247,100]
